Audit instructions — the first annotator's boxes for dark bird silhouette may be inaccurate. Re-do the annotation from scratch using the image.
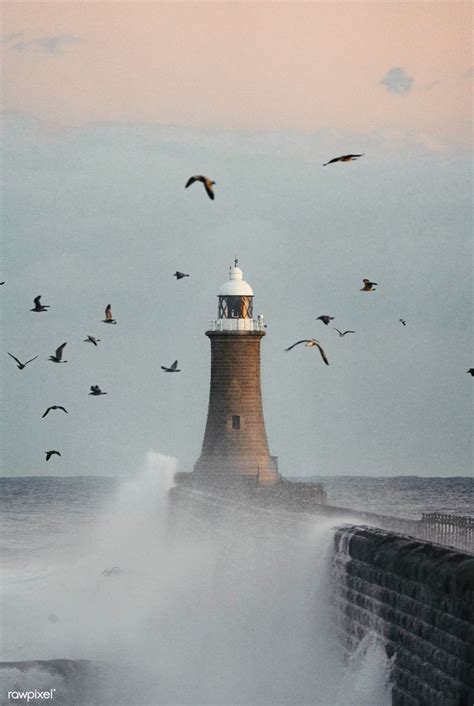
[360,279,378,292]
[102,566,124,576]
[45,450,61,461]
[48,613,59,623]
[7,352,39,370]
[467,369,474,376]
[0,282,5,285]
[49,343,67,363]
[333,328,355,337]
[174,271,190,279]
[399,318,406,326]
[161,360,180,373]
[323,154,364,166]
[42,406,68,418]
[185,175,215,200]
[89,385,107,396]
[30,295,50,312]
[83,335,100,346]
[284,339,329,365]
[102,305,116,324]
[316,315,334,325]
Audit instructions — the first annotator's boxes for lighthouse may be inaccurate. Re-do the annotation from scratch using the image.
[193,261,280,486]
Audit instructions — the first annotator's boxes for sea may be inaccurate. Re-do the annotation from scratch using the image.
[2,473,472,566]
[1,458,473,706]
[301,475,474,519]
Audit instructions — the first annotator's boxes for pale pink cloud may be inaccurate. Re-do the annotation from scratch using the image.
[2,2,472,149]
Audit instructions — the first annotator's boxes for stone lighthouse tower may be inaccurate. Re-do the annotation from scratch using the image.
[193,261,279,486]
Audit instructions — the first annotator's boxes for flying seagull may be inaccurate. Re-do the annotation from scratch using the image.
[7,352,39,370]
[45,450,61,461]
[49,343,67,363]
[323,154,364,166]
[360,279,378,292]
[161,360,180,373]
[42,406,68,418]
[316,315,334,325]
[30,295,50,312]
[103,304,116,324]
[174,271,190,280]
[83,335,101,346]
[284,339,329,365]
[185,175,215,200]
[89,385,107,396]
[467,369,474,376]
[333,328,355,337]
[399,318,406,326]
[102,566,125,576]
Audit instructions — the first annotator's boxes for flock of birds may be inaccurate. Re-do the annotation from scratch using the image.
[6,288,188,462]
[4,152,473,464]
[283,277,382,365]
[185,159,473,375]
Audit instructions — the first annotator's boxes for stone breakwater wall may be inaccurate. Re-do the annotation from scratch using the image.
[333,526,474,706]
[169,487,474,704]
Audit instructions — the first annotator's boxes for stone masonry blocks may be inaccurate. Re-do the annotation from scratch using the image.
[194,331,279,484]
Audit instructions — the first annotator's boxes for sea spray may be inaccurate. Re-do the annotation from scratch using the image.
[332,633,394,706]
[1,453,392,705]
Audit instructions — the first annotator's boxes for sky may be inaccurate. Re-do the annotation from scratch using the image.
[1,1,472,478]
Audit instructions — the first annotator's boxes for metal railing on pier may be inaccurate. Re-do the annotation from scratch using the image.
[303,505,473,553]
[417,512,473,552]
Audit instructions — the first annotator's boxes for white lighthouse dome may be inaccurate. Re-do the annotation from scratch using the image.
[218,264,254,296]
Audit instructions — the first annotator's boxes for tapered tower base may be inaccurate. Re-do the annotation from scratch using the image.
[194,330,279,486]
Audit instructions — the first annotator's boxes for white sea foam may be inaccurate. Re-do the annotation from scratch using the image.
[1,452,392,705]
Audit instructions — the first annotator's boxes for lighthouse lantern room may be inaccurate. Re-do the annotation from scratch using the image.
[209,260,264,332]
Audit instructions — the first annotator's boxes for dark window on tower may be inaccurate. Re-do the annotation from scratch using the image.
[232,415,241,429]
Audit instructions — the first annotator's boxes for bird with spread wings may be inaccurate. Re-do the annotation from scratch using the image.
[185,175,216,200]
[284,340,329,365]
[333,328,355,337]
[103,304,117,324]
[323,154,364,166]
[49,343,67,363]
[42,406,68,418]
[161,360,181,373]
[7,352,39,370]
[30,295,50,312]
